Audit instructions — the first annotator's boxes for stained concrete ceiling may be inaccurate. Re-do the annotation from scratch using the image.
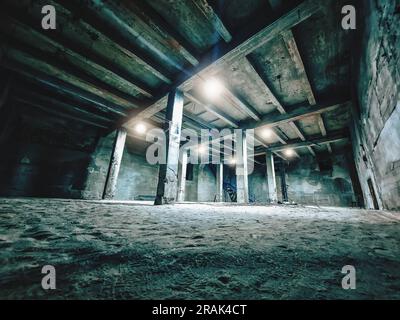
[0,0,353,160]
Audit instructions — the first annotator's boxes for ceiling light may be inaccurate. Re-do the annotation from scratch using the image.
[262,128,273,139]
[198,145,206,154]
[284,148,295,157]
[135,123,147,134]
[203,78,223,100]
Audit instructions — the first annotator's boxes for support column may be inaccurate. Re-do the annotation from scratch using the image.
[236,130,249,203]
[177,151,188,202]
[102,128,127,199]
[154,89,184,205]
[216,163,223,202]
[265,151,278,203]
[280,162,288,202]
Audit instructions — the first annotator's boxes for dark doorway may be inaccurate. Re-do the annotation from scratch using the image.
[186,163,194,181]
[280,162,288,202]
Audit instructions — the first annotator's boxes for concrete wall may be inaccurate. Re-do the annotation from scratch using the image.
[222,164,236,202]
[248,165,269,203]
[115,146,159,201]
[185,164,198,202]
[197,164,216,202]
[178,163,218,202]
[82,138,216,202]
[0,141,92,198]
[81,132,115,199]
[351,0,400,210]
[276,154,356,207]
[0,101,101,199]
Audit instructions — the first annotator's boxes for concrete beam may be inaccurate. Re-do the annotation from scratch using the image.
[15,99,110,129]
[184,92,239,128]
[4,0,171,85]
[192,129,276,164]
[13,87,114,126]
[272,152,288,161]
[222,86,260,121]
[128,0,199,66]
[155,90,184,205]
[267,133,348,152]
[254,134,293,161]
[156,109,210,132]
[244,57,286,113]
[240,99,349,130]
[103,128,127,199]
[317,114,332,153]
[0,12,154,98]
[281,29,316,105]
[0,39,146,109]
[281,29,319,156]
[123,0,322,126]
[0,58,128,117]
[178,0,321,89]
[246,56,312,156]
[271,127,289,145]
[70,0,198,69]
[191,0,232,42]
[182,106,215,129]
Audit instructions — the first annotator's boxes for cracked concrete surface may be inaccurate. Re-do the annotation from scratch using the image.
[0,198,399,299]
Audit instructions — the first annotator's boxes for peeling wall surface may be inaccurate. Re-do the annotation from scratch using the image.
[276,154,356,207]
[351,0,400,210]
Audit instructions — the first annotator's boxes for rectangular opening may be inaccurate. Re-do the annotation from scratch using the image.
[186,163,194,181]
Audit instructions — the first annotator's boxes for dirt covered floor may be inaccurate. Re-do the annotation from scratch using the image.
[0,198,399,299]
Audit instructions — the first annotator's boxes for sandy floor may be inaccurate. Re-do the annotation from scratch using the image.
[0,198,399,300]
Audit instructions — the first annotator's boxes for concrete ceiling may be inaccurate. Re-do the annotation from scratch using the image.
[0,0,353,160]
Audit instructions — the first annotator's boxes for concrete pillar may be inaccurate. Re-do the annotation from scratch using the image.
[280,162,288,202]
[265,151,278,203]
[177,151,188,202]
[103,128,127,199]
[154,89,184,205]
[236,130,249,203]
[216,163,223,202]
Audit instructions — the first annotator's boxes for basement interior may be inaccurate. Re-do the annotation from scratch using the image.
[0,0,399,299]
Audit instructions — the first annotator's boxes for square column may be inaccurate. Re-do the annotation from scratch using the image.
[103,128,127,199]
[280,162,288,202]
[265,151,278,203]
[154,89,184,205]
[177,151,188,202]
[236,130,249,203]
[216,163,223,202]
